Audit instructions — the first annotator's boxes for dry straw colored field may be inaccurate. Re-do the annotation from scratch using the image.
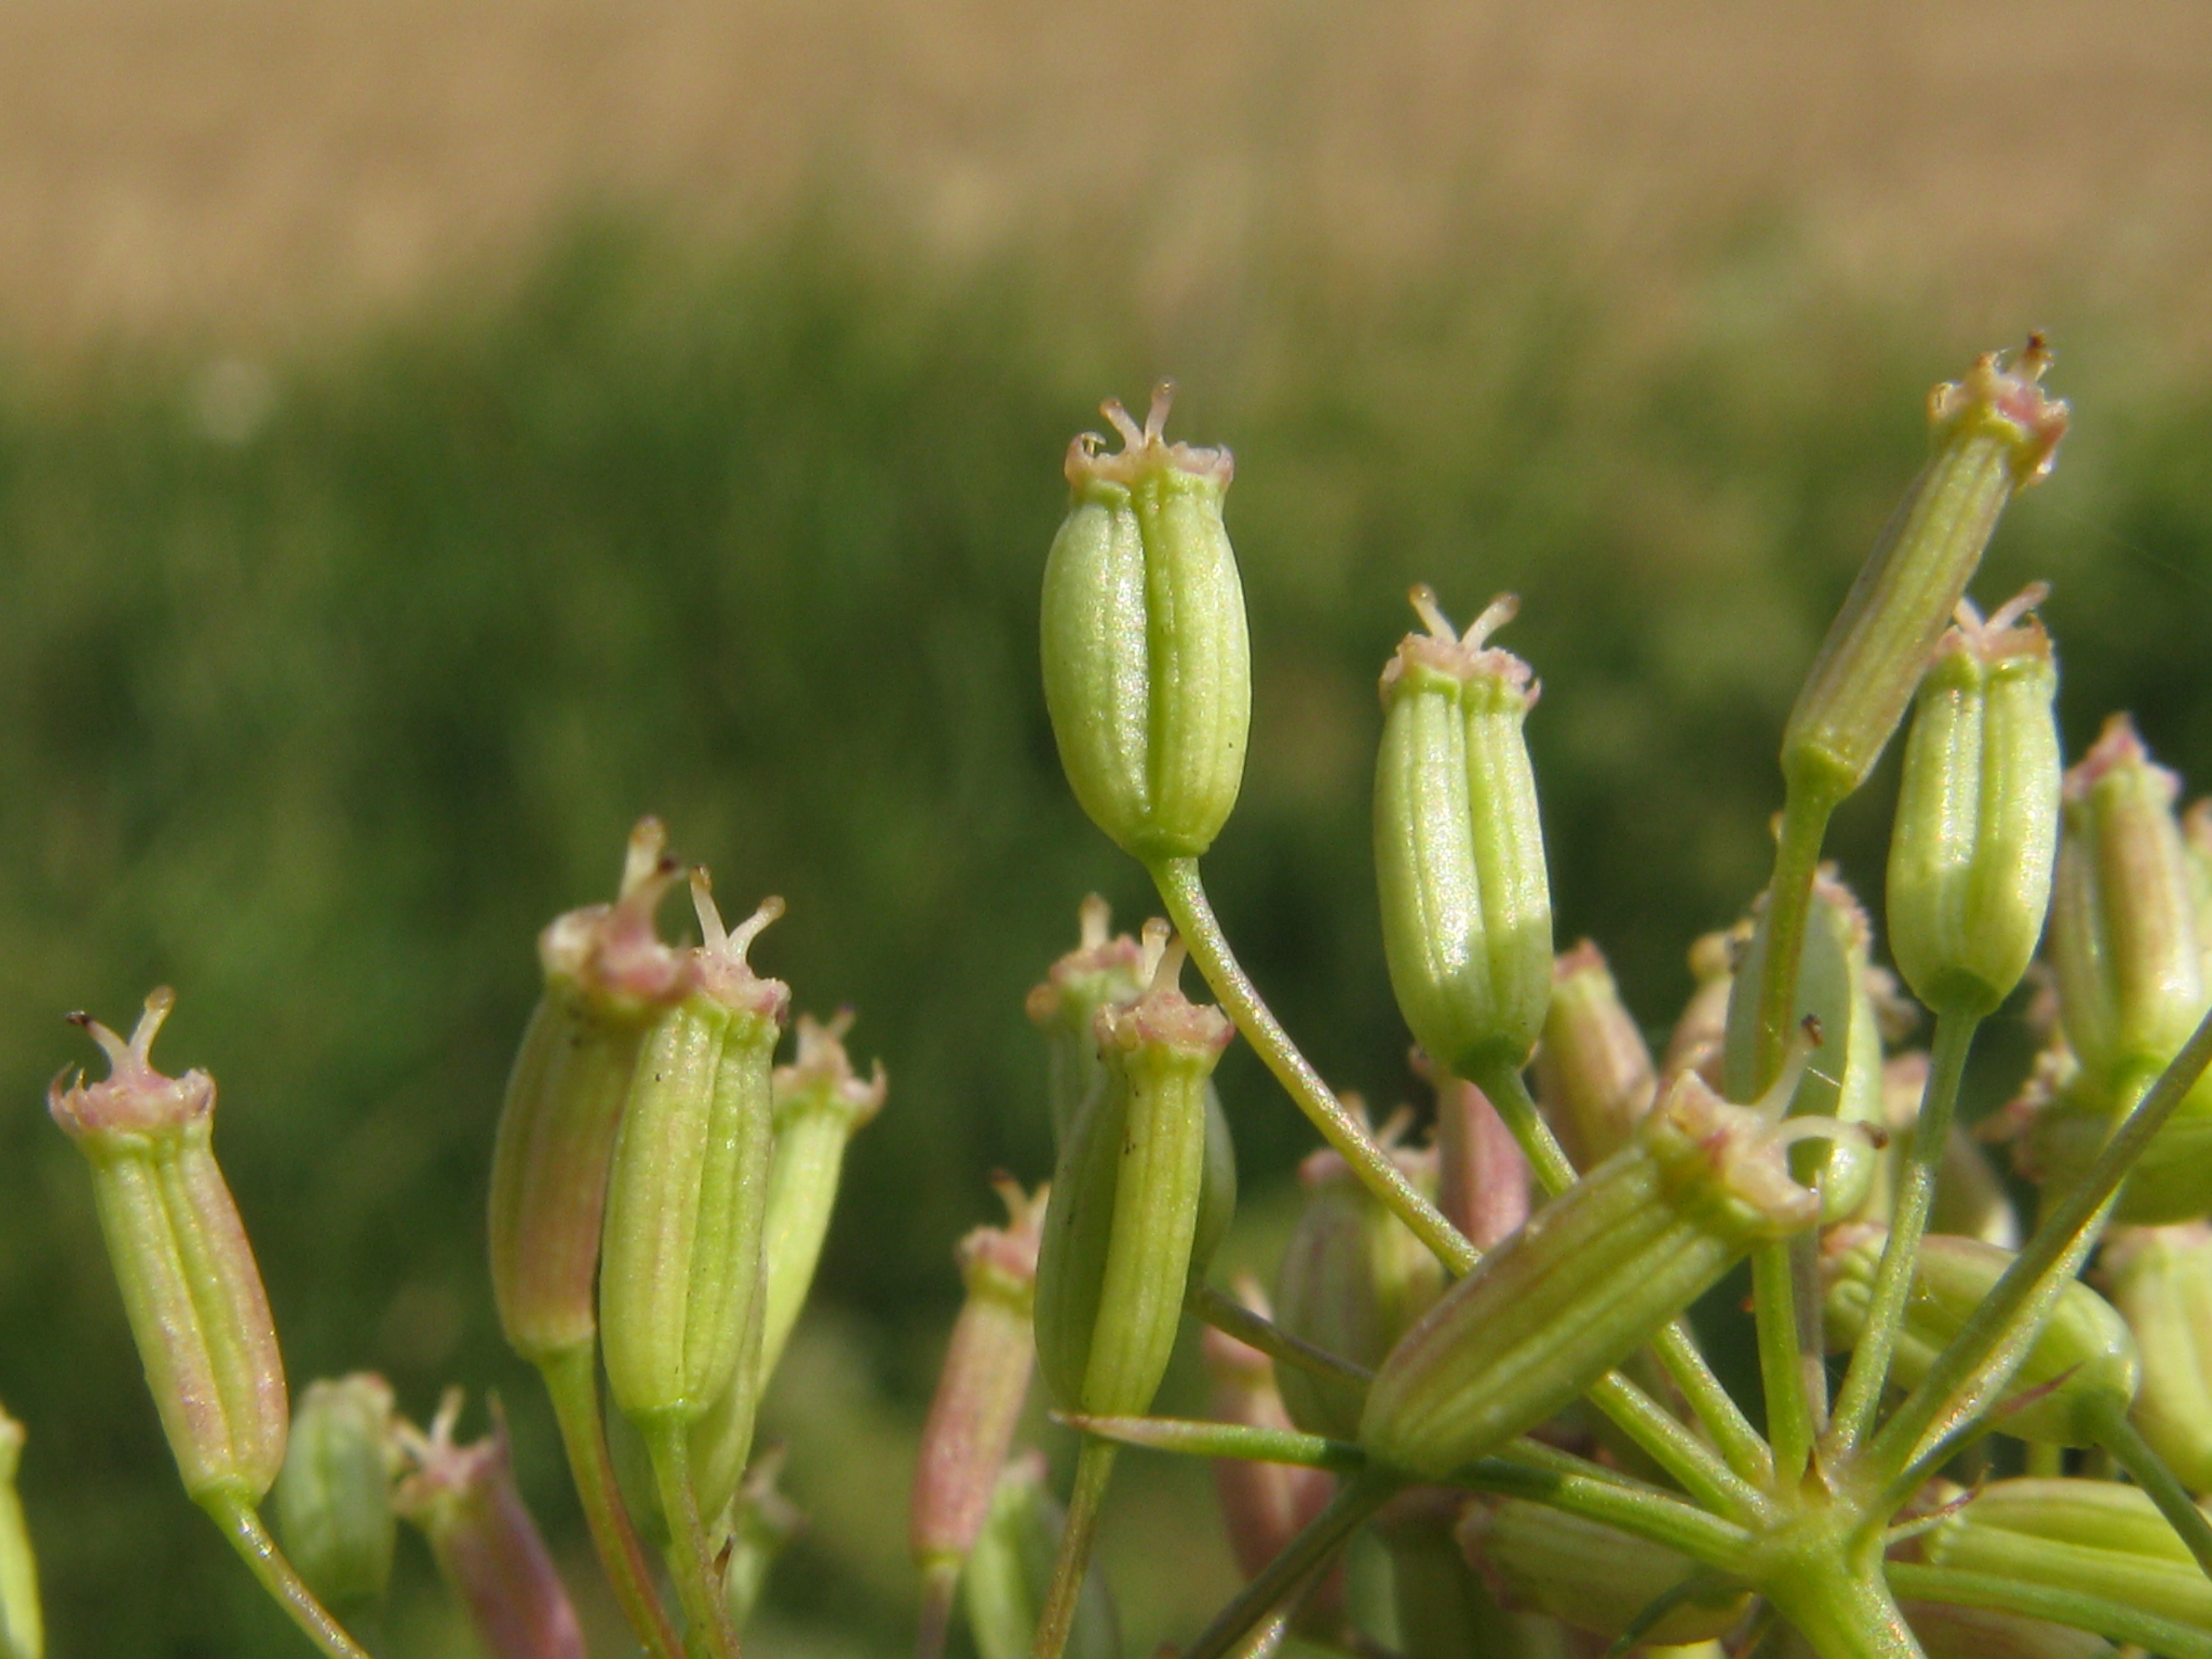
[3,0,2211,360]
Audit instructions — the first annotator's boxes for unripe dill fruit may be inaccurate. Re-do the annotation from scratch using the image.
[1040,385,1248,861]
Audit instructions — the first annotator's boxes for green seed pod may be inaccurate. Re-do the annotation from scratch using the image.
[2101,1223,2212,1493]
[1919,1477,2212,1635]
[1660,927,1743,1090]
[721,1450,803,1633]
[1375,587,1553,1079]
[1034,927,1233,1416]
[1273,1126,1446,1440]
[962,1454,1120,1659]
[2185,799,2212,974]
[49,991,288,1508]
[1888,588,2062,1019]
[2018,1078,2212,1227]
[1458,1496,1752,1647]
[1901,1601,2111,1659]
[912,1181,1047,1583]
[274,1374,398,1612]
[600,876,787,1429]
[689,1007,886,1523]
[1360,1057,1825,1481]
[1821,1225,2137,1446]
[1040,385,1249,861]
[1724,872,1887,1221]
[1026,896,1149,1145]
[1782,340,2068,808]
[0,1404,42,1659]
[2049,714,2208,1096]
[1535,940,1658,1171]
[1371,1489,1536,1659]
[489,819,690,1364]
[394,1393,585,1659]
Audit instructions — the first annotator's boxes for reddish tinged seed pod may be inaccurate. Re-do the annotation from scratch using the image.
[1661,927,1742,1090]
[1782,340,2068,808]
[1273,1125,1446,1441]
[1887,587,2062,1019]
[394,1393,585,1659]
[2100,1224,2212,1493]
[1040,386,1249,861]
[1822,1225,2137,1446]
[1902,1601,2112,1659]
[1034,928,1234,1418]
[1200,1284,1341,1618]
[1360,1054,1827,1481]
[274,1374,398,1613]
[1458,1496,1750,1647]
[912,1180,1048,1591]
[1375,587,1553,1081]
[49,990,287,1508]
[1534,940,1658,1171]
[1413,1050,1530,1251]
[488,819,690,1364]
[600,874,788,1429]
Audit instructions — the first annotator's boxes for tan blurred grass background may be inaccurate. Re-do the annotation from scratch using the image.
[4,0,2210,363]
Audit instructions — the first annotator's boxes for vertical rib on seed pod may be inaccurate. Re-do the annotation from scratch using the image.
[600,874,787,1431]
[395,1393,586,1659]
[1359,1040,1831,1481]
[689,1006,887,1526]
[1782,340,2068,813]
[913,1179,1048,1659]
[0,1402,41,1659]
[275,1375,398,1616]
[1025,897,1147,1146]
[1040,385,1250,861]
[1534,941,1658,1172]
[489,818,690,1366]
[1374,587,1552,1085]
[49,990,288,1512]
[1889,586,2062,1021]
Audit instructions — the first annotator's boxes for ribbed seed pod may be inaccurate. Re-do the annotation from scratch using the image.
[1375,587,1553,1080]
[1273,1128,1446,1440]
[1781,340,2067,808]
[1723,872,1885,1221]
[1035,928,1233,1417]
[274,1375,398,1612]
[0,1403,41,1659]
[49,991,287,1509]
[2049,715,2208,1094]
[1360,1061,1824,1480]
[1458,1496,1751,1646]
[1888,587,2062,1018]
[394,1394,584,1659]
[1902,1601,2112,1659]
[600,876,787,1429]
[1919,1477,2212,1633]
[488,819,690,1364]
[912,1181,1047,1591]
[689,1007,886,1524]
[1535,941,1658,1170]
[1040,385,1249,861]
[1025,896,1149,1144]
[1372,1489,1537,1659]
[1821,1225,2137,1446]
[962,1454,1121,1659]
[2101,1224,2212,1492]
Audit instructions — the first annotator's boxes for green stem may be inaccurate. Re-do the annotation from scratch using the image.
[202,1496,371,1659]
[1754,1242,1816,1491]
[1885,1563,2212,1659]
[1826,1012,1978,1455]
[1450,1456,1752,1574]
[1760,1549,1923,1659]
[1858,999,2212,1509]
[2094,1406,2212,1585]
[1583,1370,1770,1524]
[645,1414,741,1659]
[1060,1412,1363,1473]
[538,1343,689,1659]
[1186,1283,1374,1389]
[1182,1471,1401,1659]
[1148,857,1474,1273]
[1475,1061,1774,1497]
[1032,1437,1115,1659]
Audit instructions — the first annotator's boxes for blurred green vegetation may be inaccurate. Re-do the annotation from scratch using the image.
[3,205,2212,1656]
